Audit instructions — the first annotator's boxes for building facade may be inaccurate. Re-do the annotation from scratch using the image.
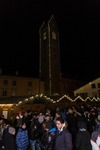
[74,77,100,98]
[0,75,44,99]
[39,15,61,96]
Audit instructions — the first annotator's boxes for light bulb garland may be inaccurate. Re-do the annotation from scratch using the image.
[16,94,100,106]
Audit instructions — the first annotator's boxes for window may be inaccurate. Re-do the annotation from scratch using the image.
[3,80,8,86]
[91,83,96,88]
[3,90,7,96]
[98,83,100,88]
[12,80,16,86]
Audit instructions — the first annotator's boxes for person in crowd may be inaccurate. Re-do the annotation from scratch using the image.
[16,122,29,150]
[96,106,100,115]
[84,110,95,135]
[61,109,68,121]
[22,111,31,130]
[40,121,48,149]
[31,113,38,125]
[2,119,17,150]
[47,127,56,150]
[54,111,62,124]
[95,114,100,129]
[38,113,45,124]
[40,121,56,150]
[29,120,41,150]
[91,121,100,150]
[55,117,73,150]
[0,116,4,150]
[14,112,23,131]
[66,107,78,146]
[75,121,92,150]
[45,114,55,130]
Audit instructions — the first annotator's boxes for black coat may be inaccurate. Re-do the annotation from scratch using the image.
[40,130,55,150]
[75,130,92,150]
[2,128,17,150]
[55,129,73,150]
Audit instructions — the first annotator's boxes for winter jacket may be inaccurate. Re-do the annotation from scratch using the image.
[2,127,17,150]
[16,128,29,150]
[76,129,92,150]
[29,125,40,141]
[55,129,73,150]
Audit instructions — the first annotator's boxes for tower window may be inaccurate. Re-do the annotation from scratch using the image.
[52,31,56,40]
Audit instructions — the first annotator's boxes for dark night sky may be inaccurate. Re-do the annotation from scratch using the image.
[0,0,100,82]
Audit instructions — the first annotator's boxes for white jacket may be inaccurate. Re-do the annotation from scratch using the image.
[91,135,100,150]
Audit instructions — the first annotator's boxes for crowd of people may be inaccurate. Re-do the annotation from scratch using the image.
[0,103,100,150]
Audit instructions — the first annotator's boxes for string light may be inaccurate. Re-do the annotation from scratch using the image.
[0,95,99,107]
[16,94,100,105]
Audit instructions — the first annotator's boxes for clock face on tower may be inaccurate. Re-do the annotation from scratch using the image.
[52,31,56,40]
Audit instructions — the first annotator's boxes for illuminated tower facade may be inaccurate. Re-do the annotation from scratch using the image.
[39,15,61,96]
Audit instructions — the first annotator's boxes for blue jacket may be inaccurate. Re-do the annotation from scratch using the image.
[16,128,29,149]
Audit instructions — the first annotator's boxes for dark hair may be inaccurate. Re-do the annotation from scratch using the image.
[56,117,65,124]
[45,114,51,117]
[56,111,62,116]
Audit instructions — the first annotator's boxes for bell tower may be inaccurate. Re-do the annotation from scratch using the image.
[39,15,61,96]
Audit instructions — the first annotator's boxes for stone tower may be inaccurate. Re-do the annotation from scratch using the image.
[39,15,61,96]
